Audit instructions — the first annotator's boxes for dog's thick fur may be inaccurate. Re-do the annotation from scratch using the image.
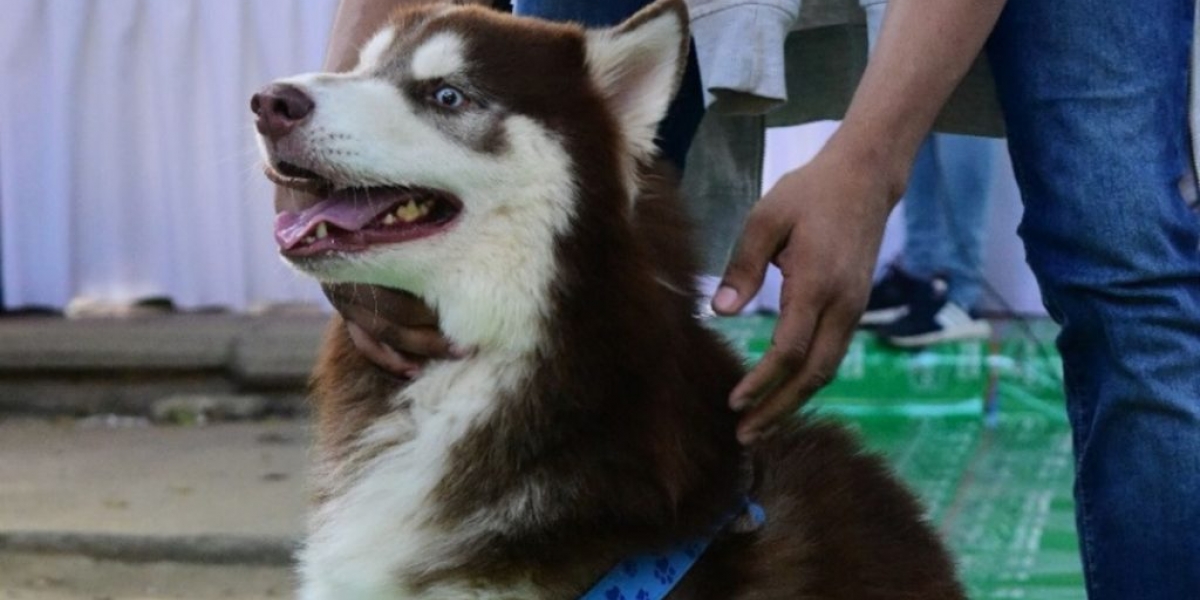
[256,1,965,598]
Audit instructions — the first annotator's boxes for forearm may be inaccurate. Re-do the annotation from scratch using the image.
[830,0,1008,205]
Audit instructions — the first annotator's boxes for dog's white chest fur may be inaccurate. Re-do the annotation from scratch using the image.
[298,356,535,600]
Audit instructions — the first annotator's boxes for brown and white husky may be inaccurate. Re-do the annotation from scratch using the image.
[252,1,965,598]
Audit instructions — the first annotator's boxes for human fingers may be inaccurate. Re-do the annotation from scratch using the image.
[340,304,460,362]
[344,320,423,378]
[324,282,463,359]
[713,209,786,315]
[728,281,820,411]
[735,297,860,444]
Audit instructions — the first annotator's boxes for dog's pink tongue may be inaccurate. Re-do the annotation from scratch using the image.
[275,195,394,250]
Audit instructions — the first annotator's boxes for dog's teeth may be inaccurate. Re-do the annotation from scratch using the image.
[383,213,398,226]
[315,223,329,240]
[397,201,422,223]
[417,202,431,217]
[304,236,316,244]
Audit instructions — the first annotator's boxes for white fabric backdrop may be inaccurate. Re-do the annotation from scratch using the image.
[0,0,1045,314]
[1,0,339,311]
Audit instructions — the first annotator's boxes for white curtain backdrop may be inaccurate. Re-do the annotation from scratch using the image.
[1,0,339,311]
[0,0,1045,314]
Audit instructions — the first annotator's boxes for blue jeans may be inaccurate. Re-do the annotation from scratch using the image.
[989,1,1200,597]
[512,0,704,172]
[901,135,997,310]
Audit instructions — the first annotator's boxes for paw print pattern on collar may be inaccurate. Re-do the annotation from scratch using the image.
[581,499,765,600]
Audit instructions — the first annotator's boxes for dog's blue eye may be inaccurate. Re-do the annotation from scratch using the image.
[433,86,466,109]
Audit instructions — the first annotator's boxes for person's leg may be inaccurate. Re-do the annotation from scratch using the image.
[860,0,949,329]
[872,137,995,346]
[989,1,1200,597]
[862,1,950,284]
[898,138,949,281]
[862,0,994,345]
[927,133,998,310]
[865,0,994,311]
[513,0,704,171]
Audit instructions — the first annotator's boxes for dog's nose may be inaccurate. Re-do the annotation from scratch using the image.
[251,84,315,140]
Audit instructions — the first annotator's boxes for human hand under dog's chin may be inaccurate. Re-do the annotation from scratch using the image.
[713,144,899,445]
[322,283,466,379]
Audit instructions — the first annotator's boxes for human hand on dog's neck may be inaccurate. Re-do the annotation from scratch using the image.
[324,282,466,379]
[712,0,1009,444]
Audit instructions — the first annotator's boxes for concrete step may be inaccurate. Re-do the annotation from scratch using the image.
[0,314,329,416]
[0,418,307,566]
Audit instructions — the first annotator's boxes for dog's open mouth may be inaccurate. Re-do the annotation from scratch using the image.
[269,163,461,257]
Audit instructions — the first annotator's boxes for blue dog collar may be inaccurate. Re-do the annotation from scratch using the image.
[580,499,766,600]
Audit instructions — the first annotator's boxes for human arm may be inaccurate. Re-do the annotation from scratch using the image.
[714,0,1009,443]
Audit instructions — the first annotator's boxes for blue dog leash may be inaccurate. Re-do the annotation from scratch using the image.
[580,499,766,600]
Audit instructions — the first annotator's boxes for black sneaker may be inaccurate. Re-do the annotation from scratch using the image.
[878,277,991,347]
[860,265,922,327]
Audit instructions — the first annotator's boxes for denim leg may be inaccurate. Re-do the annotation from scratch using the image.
[899,137,948,281]
[900,133,998,311]
[512,0,704,171]
[925,133,998,309]
[989,1,1200,597]
[513,0,646,25]
[865,4,946,282]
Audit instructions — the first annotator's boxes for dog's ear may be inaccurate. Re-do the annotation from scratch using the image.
[585,0,689,161]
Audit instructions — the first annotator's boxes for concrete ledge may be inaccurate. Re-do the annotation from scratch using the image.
[0,315,246,371]
[0,314,328,415]
[231,317,328,386]
[0,314,328,377]
[0,376,238,416]
[0,531,296,566]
